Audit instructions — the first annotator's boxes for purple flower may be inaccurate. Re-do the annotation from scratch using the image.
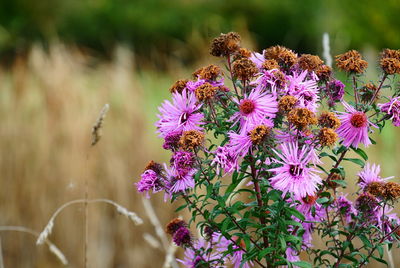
[178,238,224,268]
[163,131,182,150]
[336,102,375,148]
[227,124,270,158]
[156,89,204,138]
[171,150,195,176]
[326,80,345,106]
[358,162,393,190]
[268,142,322,199]
[285,247,300,263]
[249,51,264,69]
[230,87,278,134]
[285,70,320,112]
[214,233,254,268]
[135,169,164,198]
[164,164,196,193]
[335,194,357,224]
[211,146,239,174]
[378,96,400,127]
[173,226,192,247]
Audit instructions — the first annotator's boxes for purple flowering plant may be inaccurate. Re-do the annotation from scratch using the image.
[136,32,400,267]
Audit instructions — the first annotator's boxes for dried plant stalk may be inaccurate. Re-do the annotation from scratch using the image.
[91,103,110,146]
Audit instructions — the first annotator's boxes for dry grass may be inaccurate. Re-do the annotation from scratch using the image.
[0,42,400,267]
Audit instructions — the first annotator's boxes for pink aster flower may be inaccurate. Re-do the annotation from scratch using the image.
[251,69,284,97]
[227,124,270,158]
[336,102,376,148]
[156,89,204,138]
[268,142,322,199]
[178,238,224,268]
[164,164,196,193]
[285,70,320,112]
[249,51,265,69]
[230,87,278,134]
[358,162,393,190]
[211,146,239,174]
[378,96,400,127]
[135,169,165,198]
[335,194,357,224]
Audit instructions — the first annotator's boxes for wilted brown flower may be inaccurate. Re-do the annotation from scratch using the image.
[278,95,298,113]
[193,64,222,80]
[264,45,297,69]
[179,130,205,151]
[249,125,270,145]
[169,79,188,94]
[210,32,241,57]
[380,57,400,75]
[318,127,338,147]
[273,70,287,88]
[360,83,378,103]
[288,108,317,130]
[318,111,341,129]
[384,182,400,200]
[335,50,368,74]
[195,82,218,102]
[366,182,386,198]
[315,65,332,81]
[236,47,252,58]
[298,54,323,71]
[144,160,163,175]
[166,218,186,235]
[232,57,258,81]
[262,59,280,70]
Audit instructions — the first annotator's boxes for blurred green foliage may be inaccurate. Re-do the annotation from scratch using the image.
[0,0,400,63]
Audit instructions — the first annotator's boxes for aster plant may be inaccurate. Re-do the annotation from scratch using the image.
[135,32,400,267]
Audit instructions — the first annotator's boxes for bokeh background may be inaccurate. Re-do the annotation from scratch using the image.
[1,0,400,267]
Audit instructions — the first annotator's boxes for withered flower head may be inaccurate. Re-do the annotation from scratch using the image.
[366,181,386,198]
[327,173,343,189]
[273,70,288,88]
[384,182,400,200]
[315,65,332,81]
[179,130,205,151]
[210,32,241,57]
[262,59,280,70]
[193,64,222,80]
[380,57,400,75]
[318,127,338,147]
[166,218,186,235]
[287,108,317,130]
[360,83,378,103]
[249,125,270,145]
[264,45,298,69]
[355,192,379,213]
[236,47,252,59]
[335,50,368,74]
[232,57,258,81]
[298,54,324,71]
[144,160,163,175]
[318,111,341,129]
[195,82,218,102]
[169,79,188,94]
[278,95,298,113]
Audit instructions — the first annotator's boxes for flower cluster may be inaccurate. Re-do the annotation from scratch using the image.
[135,32,400,267]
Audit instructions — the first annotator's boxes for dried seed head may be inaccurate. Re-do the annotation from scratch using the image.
[166,218,186,235]
[232,57,258,81]
[91,104,110,146]
[264,45,298,69]
[210,32,241,57]
[287,108,317,130]
[381,48,400,59]
[380,57,400,75]
[193,64,222,80]
[327,173,343,189]
[366,182,386,198]
[249,125,270,145]
[144,160,164,175]
[384,182,400,200]
[335,50,368,74]
[179,130,205,151]
[236,47,252,58]
[278,95,298,113]
[318,111,341,129]
[355,192,379,213]
[195,82,218,102]
[318,127,338,147]
[273,70,288,88]
[169,79,188,94]
[262,59,280,70]
[360,83,378,103]
[315,64,332,81]
[298,54,323,71]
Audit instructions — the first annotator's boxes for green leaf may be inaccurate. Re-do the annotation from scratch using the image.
[343,158,365,167]
[317,197,330,204]
[351,147,368,161]
[258,247,275,259]
[286,207,305,221]
[291,261,312,268]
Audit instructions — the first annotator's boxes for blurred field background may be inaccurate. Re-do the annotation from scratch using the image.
[1,0,400,267]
